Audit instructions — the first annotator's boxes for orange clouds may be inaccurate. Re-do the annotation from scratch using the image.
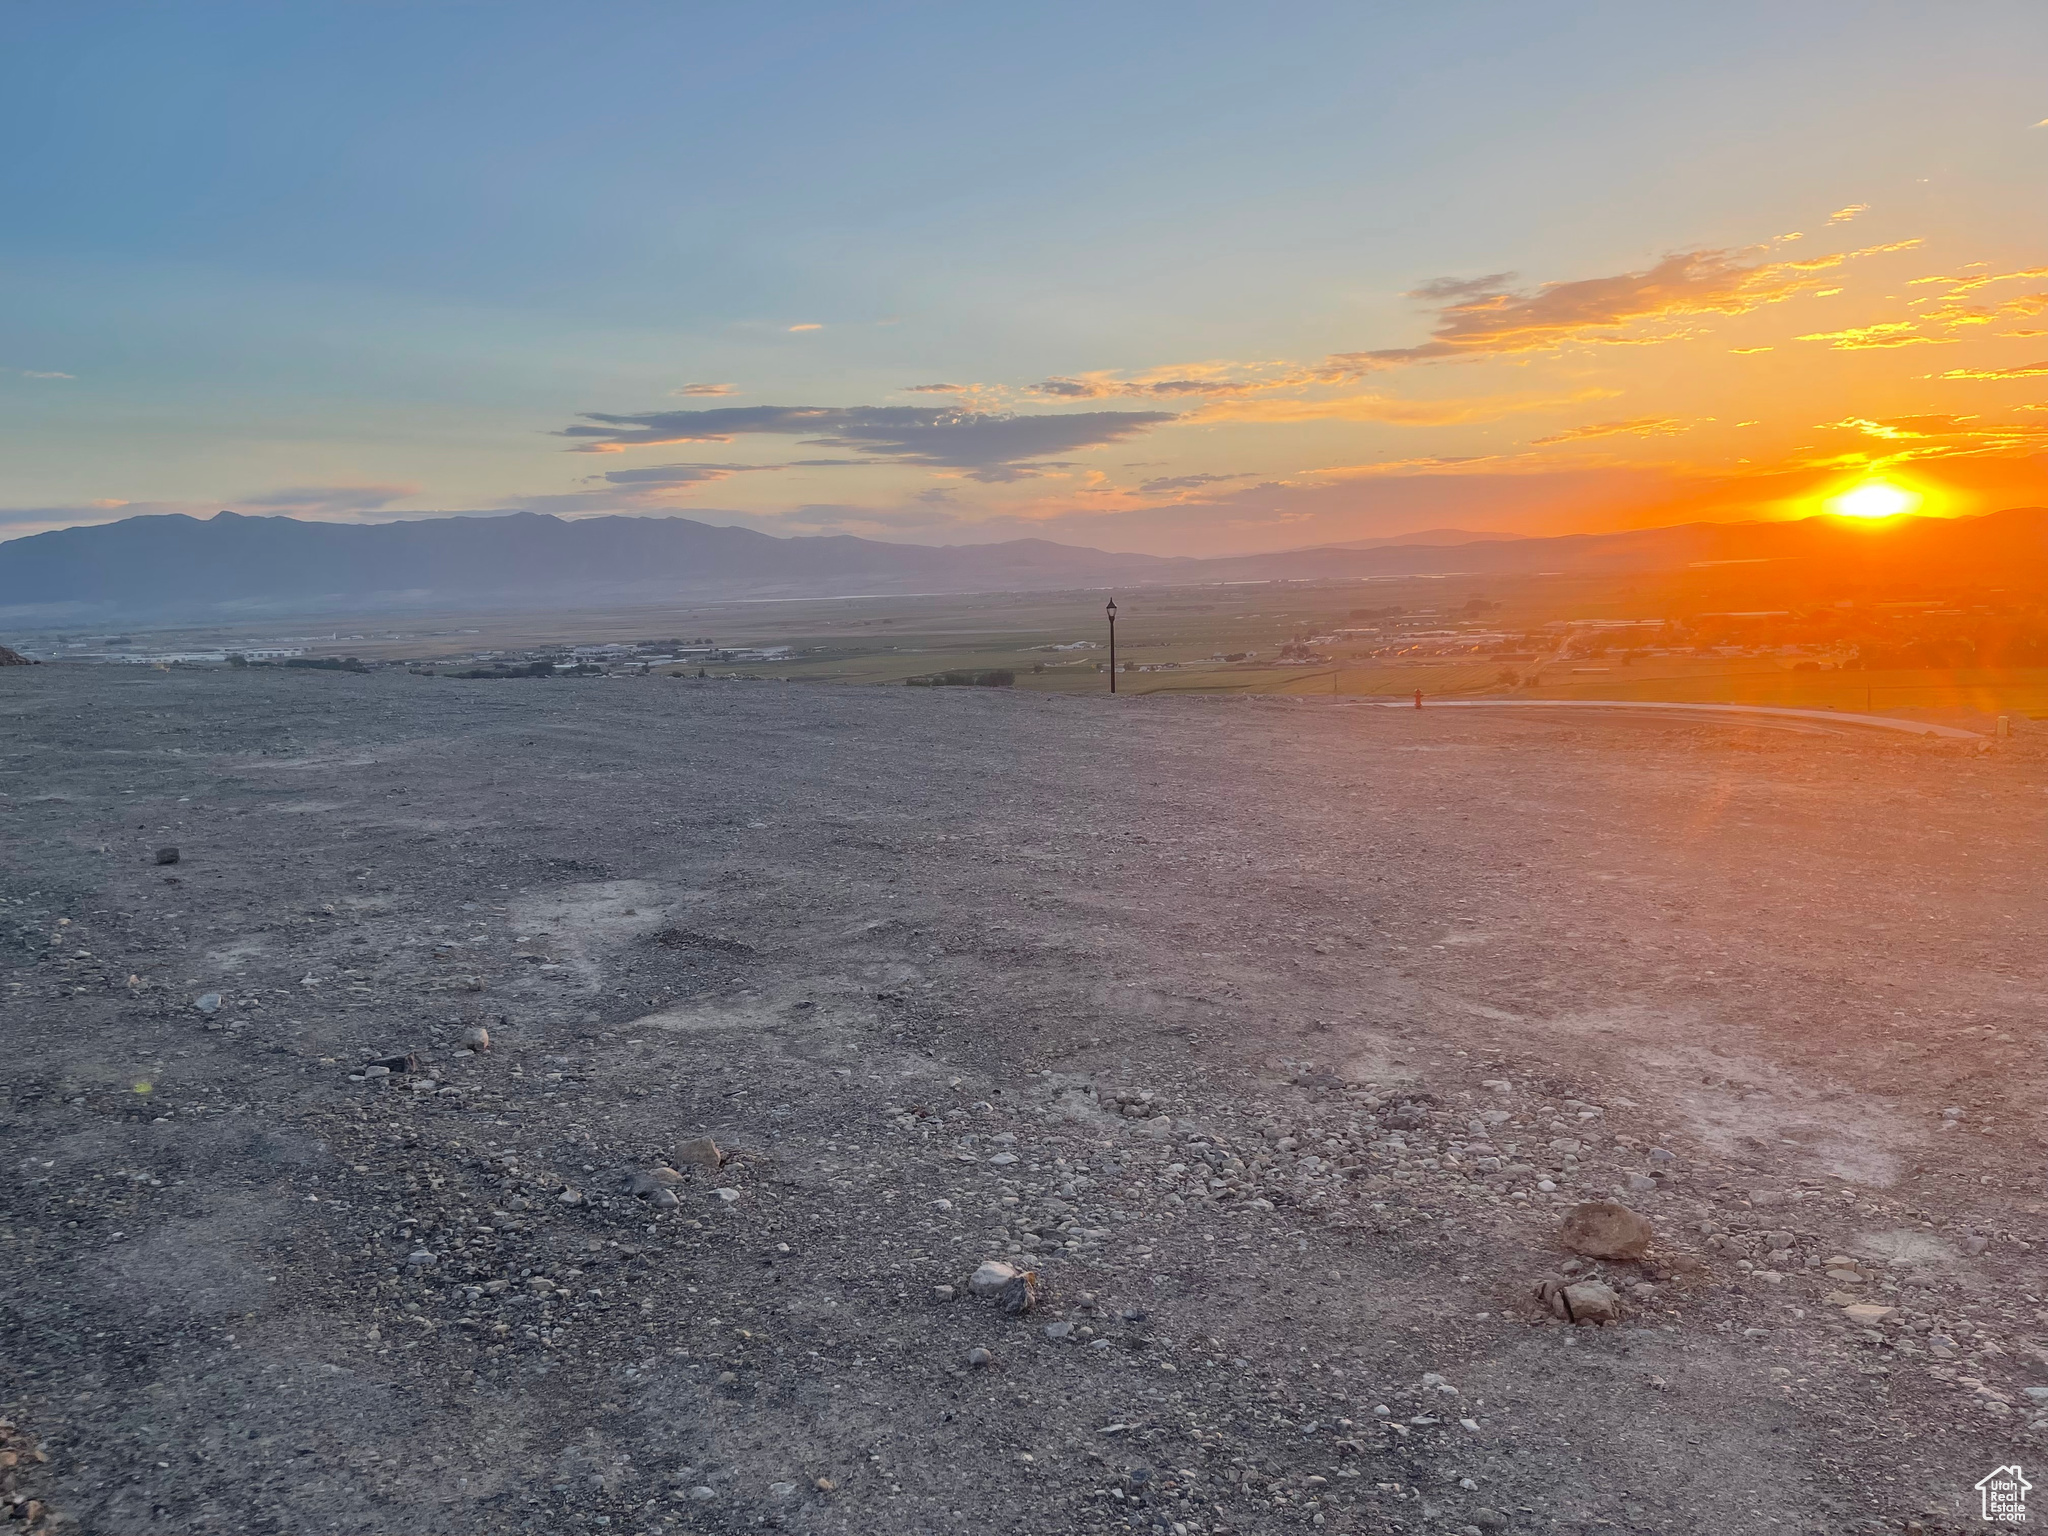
[1932,360,2048,380]
[1528,417,1689,446]
[1315,240,1923,377]
[1816,413,2048,469]
[1030,363,1293,400]
[1795,320,1950,349]
[1188,389,1611,428]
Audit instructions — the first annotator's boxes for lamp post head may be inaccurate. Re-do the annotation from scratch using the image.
[1105,599,1118,620]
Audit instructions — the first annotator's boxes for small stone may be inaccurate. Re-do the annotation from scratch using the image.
[675,1137,722,1171]
[651,1187,678,1208]
[1623,1172,1658,1194]
[1560,1281,1622,1325]
[462,1025,491,1051]
[1043,1321,1074,1340]
[363,1064,391,1080]
[1000,1271,1040,1315]
[627,1166,684,1197]
[687,1486,715,1502]
[711,1187,741,1204]
[369,1052,420,1073]
[558,1189,584,1206]
[1472,1509,1507,1533]
[194,992,222,1015]
[1961,1235,1991,1257]
[154,847,180,865]
[932,1284,957,1302]
[1843,1303,1897,1325]
[1535,1276,1622,1325]
[768,1482,796,1499]
[407,1249,436,1266]
[968,1346,993,1367]
[815,1477,836,1492]
[969,1260,1021,1297]
[1560,1201,1653,1260]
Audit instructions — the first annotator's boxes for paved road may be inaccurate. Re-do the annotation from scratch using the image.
[1364,696,1983,739]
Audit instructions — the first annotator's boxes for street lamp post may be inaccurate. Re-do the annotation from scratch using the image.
[1106,599,1118,693]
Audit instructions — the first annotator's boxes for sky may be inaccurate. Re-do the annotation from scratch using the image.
[2,1,2046,556]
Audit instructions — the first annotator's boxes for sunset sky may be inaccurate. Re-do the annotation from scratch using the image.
[3,2,2046,555]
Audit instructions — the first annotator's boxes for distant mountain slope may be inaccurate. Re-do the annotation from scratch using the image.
[1310,527,1529,550]
[0,510,1180,619]
[1,505,2042,621]
[1193,506,2048,584]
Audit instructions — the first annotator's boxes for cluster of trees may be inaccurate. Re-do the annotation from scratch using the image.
[229,654,370,673]
[905,669,1015,688]
[451,661,556,678]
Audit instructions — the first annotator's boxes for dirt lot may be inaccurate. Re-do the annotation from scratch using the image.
[3,668,2045,1536]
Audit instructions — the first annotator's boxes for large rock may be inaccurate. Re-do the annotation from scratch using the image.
[1561,1281,1621,1325]
[969,1260,1021,1298]
[968,1261,1039,1312]
[675,1137,722,1171]
[626,1166,683,1198]
[1535,1276,1623,1325]
[1560,1200,1653,1260]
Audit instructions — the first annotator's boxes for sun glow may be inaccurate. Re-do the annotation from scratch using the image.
[1825,479,1922,520]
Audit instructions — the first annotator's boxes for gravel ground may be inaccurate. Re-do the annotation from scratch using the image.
[3,667,2045,1536]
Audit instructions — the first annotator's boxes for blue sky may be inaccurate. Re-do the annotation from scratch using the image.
[3,1,2045,553]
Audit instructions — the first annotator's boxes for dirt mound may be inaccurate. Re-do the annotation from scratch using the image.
[0,645,34,665]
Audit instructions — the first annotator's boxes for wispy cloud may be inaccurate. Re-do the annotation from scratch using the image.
[1529,417,1689,446]
[1317,240,1922,376]
[1828,204,1869,224]
[238,484,422,515]
[1817,411,2048,465]
[1794,320,1951,349]
[1136,471,1254,495]
[903,383,969,393]
[1190,388,1612,428]
[670,383,737,397]
[1313,453,1540,479]
[556,403,1178,481]
[586,462,780,488]
[1033,366,1277,400]
[787,323,823,332]
[1932,360,2048,380]
[19,370,74,379]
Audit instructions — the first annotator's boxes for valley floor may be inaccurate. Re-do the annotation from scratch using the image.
[2,668,2045,1536]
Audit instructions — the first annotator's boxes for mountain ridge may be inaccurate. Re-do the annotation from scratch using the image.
[2,505,2042,622]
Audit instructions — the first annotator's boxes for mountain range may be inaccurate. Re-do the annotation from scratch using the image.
[1,505,2042,622]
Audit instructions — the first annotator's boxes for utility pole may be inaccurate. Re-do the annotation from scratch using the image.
[1106,599,1118,693]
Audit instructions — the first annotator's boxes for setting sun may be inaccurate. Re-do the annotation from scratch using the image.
[1825,479,1922,520]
